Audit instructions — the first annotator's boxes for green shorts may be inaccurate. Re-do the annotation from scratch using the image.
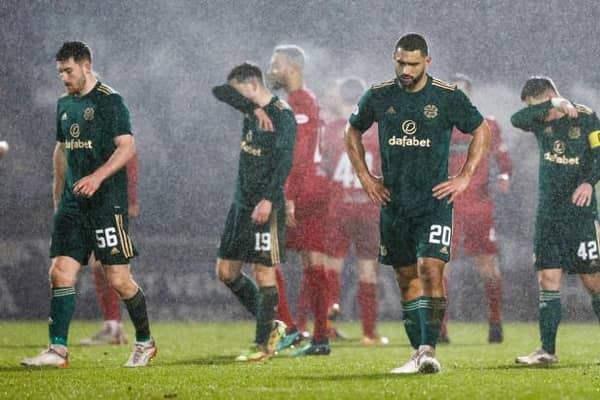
[217,203,286,267]
[379,204,453,267]
[50,205,137,266]
[534,217,600,274]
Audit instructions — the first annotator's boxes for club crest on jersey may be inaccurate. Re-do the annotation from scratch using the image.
[83,107,95,121]
[552,140,565,155]
[423,104,438,119]
[568,126,581,139]
[70,123,80,138]
[401,120,417,135]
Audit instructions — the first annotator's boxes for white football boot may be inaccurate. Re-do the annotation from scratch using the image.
[515,349,558,365]
[417,345,442,374]
[21,345,69,368]
[124,340,157,367]
[390,350,420,374]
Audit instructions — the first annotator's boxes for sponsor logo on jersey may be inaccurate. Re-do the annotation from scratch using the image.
[553,140,565,155]
[241,140,262,157]
[65,139,93,150]
[543,152,579,165]
[61,112,68,120]
[83,107,95,121]
[70,123,80,138]
[424,104,438,119]
[568,126,581,139]
[402,120,417,135]
[295,113,309,124]
[385,106,396,114]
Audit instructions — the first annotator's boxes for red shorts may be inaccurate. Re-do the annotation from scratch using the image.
[452,204,497,257]
[325,203,379,259]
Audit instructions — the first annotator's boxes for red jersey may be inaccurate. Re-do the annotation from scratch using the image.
[321,118,380,215]
[284,87,329,212]
[448,117,512,209]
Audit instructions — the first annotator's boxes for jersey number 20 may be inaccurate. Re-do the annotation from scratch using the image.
[429,225,451,246]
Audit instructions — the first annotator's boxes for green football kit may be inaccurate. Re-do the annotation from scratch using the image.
[214,85,297,266]
[511,101,600,273]
[349,75,484,267]
[51,81,136,266]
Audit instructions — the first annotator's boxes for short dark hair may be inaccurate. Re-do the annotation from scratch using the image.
[56,41,92,63]
[227,62,264,84]
[450,72,472,91]
[394,33,428,56]
[273,44,305,69]
[338,77,366,104]
[520,76,558,100]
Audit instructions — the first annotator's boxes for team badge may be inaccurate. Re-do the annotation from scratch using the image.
[70,123,80,138]
[61,112,68,121]
[423,104,438,119]
[543,126,553,136]
[401,120,417,135]
[379,245,387,257]
[83,107,95,121]
[552,140,565,155]
[568,126,581,139]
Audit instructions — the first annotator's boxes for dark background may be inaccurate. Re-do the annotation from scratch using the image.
[1,0,599,321]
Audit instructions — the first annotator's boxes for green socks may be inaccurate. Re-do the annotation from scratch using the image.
[255,286,278,346]
[225,273,258,316]
[124,289,151,342]
[49,287,76,346]
[423,297,447,346]
[401,298,422,349]
[539,290,561,355]
[591,293,600,323]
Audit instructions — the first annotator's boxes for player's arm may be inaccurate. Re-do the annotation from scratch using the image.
[433,120,490,203]
[345,124,390,205]
[212,84,273,131]
[253,114,297,224]
[74,134,136,198]
[573,116,600,207]
[126,153,139,217]
[53,141,66,210]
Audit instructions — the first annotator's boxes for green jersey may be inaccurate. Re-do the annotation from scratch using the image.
[232,95,296,209]
[511,101,600,220]
[349,75,484,215]
[56,81,132,210]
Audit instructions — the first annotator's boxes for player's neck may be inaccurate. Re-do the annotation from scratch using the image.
[79,76,98,97]
[403,74,428,93]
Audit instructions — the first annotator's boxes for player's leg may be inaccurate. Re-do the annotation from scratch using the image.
[217,258,257,315]
[579,272,600,323]
[475,254,503,343]
[275,265,297,334]
[80,254,127,346]
[324,255,345,340]
[357,259,387,345]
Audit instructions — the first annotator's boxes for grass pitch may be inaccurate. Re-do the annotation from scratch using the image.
[2,321,600,399]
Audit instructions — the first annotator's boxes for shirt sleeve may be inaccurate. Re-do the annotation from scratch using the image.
[212,84,259,114]
[449,89,484,134]
[579,113,600,186]
[510,101,553,132]
[106,95,132,138]
[348,89,375,133]
[261,111,297,202]
[56,103,64,142]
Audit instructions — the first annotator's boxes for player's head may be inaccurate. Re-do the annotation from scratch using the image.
[450,73,472,96]
[520,76,559,105]
[227,62,265,100]
[268,44,305,91]
[56,41,93,95]
[322,77,366,119]
[392,33,431,90]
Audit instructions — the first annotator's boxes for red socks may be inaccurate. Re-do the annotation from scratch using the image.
[275,267,296,333]
[358,281,377,338]
[485,277,503,324]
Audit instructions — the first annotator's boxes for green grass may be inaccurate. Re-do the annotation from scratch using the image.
[2,321,600,399]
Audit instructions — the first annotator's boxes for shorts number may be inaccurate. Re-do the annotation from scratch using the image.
[254,232,272,251]
[577,241,598,260]
[429,224,451,246]
[95,227,118,248]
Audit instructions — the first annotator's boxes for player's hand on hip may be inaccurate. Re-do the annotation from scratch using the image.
[73,174,102,198]
[359,172,390,206]
[285,199,297,228]
[572,183,593,207]
[254,108,274,131]
[252,199,272,224]
[432,174,471,203]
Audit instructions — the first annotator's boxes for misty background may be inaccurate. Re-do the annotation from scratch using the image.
[1,0,600,323]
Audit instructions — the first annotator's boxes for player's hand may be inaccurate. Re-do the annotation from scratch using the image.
[252,199,272,224]
[572,182,593,207]
[495,177,511,194]
[432,174,471,203]
[358,172,390,206]
[73,173,103,198]
[557,99,578,118]
[129,203,140,218]
[254,108,274,131]
[285,199,297,228]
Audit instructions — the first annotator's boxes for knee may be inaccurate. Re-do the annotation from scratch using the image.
[106,274,136,297]
[216,262,240,284]
[420,267,443,288]
[49,262,77,287]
